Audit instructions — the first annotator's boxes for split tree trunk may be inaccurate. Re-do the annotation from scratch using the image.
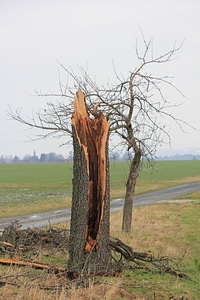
[122,150,142,232]
[68,91,111,274]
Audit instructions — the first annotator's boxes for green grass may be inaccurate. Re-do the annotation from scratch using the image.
[0,162,73,217]
[0,160,200,299]
[0,160,200,217]
[0,162,72,186]
[110,160,200,198]
[0,200,199,299]
[110,200,200,299]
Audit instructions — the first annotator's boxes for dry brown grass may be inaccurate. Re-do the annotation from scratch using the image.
[0,201,200,299]
[0,271,150,300]
[111,203,191,257]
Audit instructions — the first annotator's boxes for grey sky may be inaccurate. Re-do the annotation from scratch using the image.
[1,0,200,158]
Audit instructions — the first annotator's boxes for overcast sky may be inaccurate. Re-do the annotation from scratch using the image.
[1,0,200,158]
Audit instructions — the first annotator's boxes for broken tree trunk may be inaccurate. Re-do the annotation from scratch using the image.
[68,90,111,274]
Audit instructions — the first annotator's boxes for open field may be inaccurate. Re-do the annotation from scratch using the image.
[0,160,200,217]
[0,160,200,298]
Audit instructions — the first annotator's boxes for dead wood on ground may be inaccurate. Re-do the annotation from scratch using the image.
[0,221,192,283]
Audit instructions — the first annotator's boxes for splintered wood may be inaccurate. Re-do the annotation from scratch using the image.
[72,91,110,253]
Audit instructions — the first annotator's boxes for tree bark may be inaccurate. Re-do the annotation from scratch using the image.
[68,91,111,274]
[122,150,142,232]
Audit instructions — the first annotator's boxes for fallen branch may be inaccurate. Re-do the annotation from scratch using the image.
[109,236,152,261]
[109,237,192,281]
[0,280,20,287]
[0,224,192,281]
[0,257,64,273]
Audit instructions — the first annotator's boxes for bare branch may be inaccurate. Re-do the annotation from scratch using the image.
[9,35,191,175]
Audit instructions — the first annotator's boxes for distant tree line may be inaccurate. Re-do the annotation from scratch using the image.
[156,154,200,161]
[0,151,66,164]
[0,150,198,164]
[0,150,130,164]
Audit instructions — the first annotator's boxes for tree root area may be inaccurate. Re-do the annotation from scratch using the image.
[0,221,192,289]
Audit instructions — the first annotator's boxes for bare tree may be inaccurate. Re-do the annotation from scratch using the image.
[9,36,186,234]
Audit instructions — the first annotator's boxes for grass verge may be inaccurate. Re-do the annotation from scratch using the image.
[0,200,199,299]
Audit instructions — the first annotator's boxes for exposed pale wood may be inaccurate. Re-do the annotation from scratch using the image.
[71,90,110,253]
[0,241,13,247]
[0,257,64,271]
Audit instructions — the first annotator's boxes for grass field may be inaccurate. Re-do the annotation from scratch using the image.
[0,200,200,299]
[0,160,200,217]
[0,160,200,299]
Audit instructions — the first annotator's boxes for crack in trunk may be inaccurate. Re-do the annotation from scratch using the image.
[71,91,110,253]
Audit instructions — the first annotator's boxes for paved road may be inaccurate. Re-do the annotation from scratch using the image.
[0,182,199,232]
